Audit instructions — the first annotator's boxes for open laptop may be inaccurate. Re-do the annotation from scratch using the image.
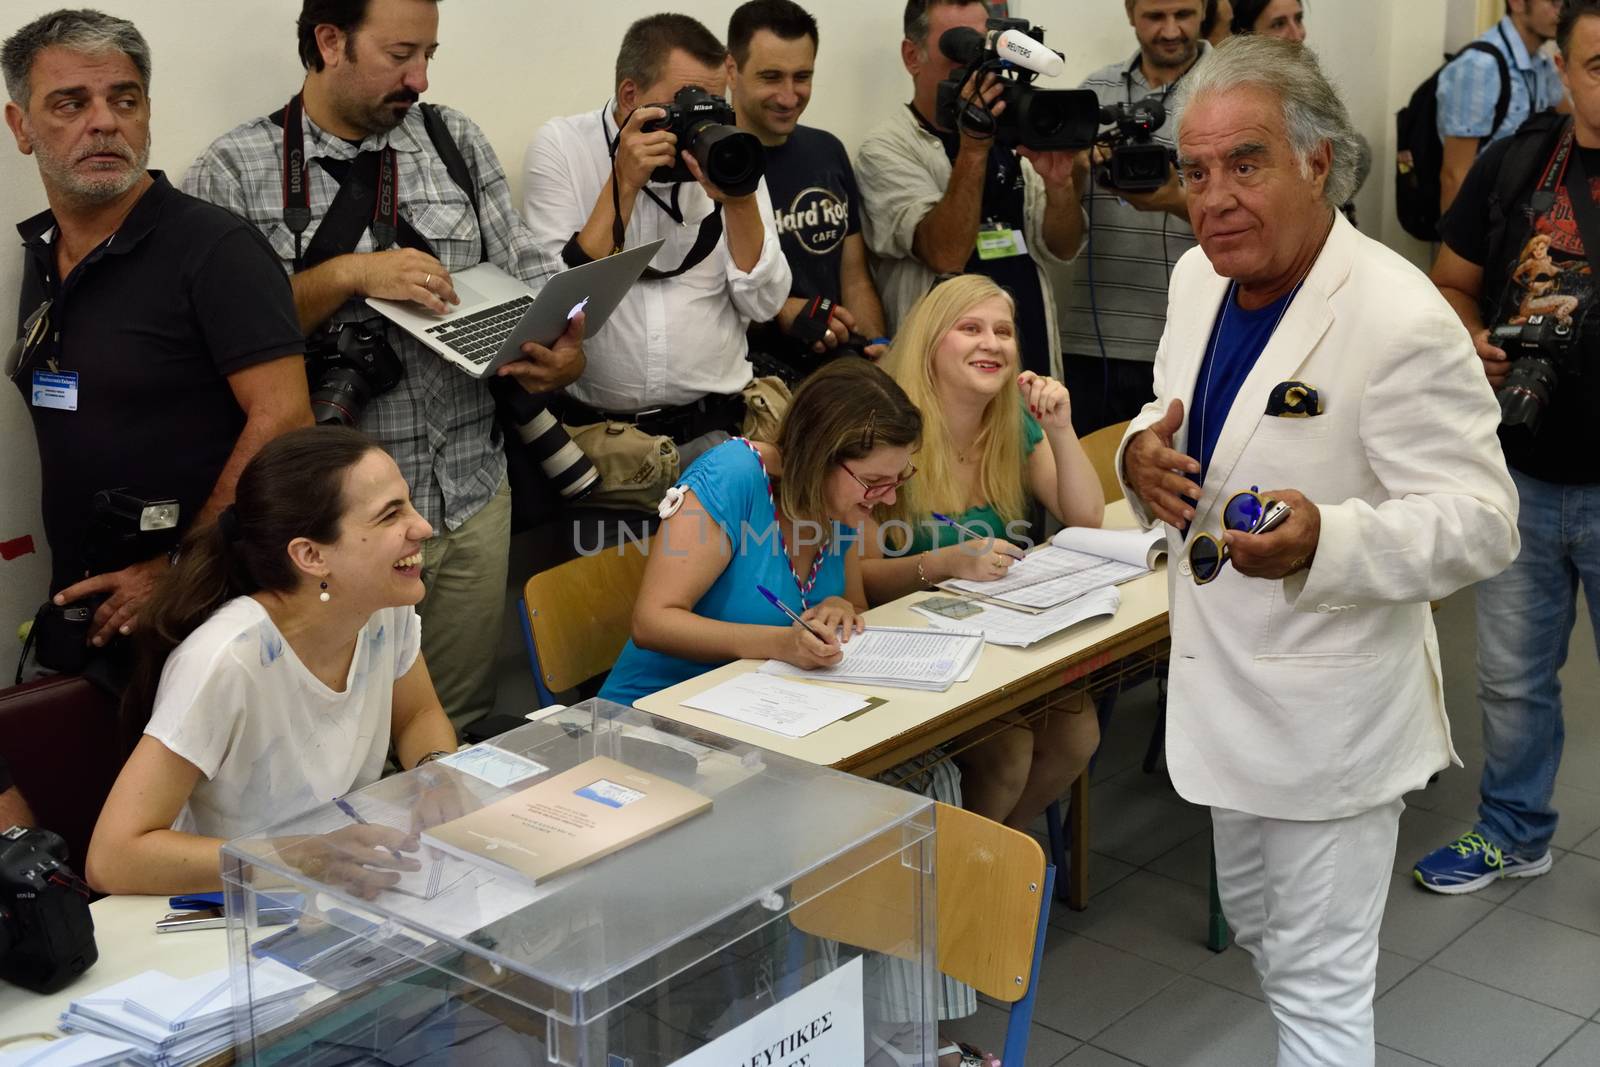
[366,238,666,378]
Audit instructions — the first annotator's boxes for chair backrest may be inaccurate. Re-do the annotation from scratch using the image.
[521,536,651,695]
[0,676,123,867]
[1080,419,1132,505]
[934,802,1048,1002]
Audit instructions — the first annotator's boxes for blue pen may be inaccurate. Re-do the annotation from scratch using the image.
[756,584,833,646]
[931,512,1025,559]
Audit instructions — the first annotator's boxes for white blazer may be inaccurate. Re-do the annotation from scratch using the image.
[1116,211,1519,821]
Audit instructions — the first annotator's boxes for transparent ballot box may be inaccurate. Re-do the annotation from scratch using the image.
[221,700,937,1066]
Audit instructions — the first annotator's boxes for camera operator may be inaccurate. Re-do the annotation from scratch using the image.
[1062,0,1209,435]
[727,0,889,382]
[856,0,1087,382]
[0,758,33,829]
[3,11,311,674]
[185,0,586,732]
[522,14,790,524]
[1413,0,1600,897]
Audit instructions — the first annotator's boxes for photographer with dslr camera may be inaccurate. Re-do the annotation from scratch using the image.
[1063,0,1209,435]
[186,0,586,733]
[522,14,790,527]
[4,11,311,685]
[1413,0,1600,897]
[856,0,1088,383]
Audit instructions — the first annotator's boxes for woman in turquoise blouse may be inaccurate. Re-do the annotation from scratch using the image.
[862,275,1106,831]
[600,359,922,707]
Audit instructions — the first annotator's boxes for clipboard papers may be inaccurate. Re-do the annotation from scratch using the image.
[940,526,1164,612]
[759,626,984,691]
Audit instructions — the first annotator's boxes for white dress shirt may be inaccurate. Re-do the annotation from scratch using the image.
[522,100,791,412]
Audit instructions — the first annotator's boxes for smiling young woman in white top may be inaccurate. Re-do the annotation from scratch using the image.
[86,427,458,895]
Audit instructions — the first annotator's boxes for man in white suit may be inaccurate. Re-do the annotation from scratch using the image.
[1117,36,1519,1066]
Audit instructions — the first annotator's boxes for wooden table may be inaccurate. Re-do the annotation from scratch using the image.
[637,500,1173,904]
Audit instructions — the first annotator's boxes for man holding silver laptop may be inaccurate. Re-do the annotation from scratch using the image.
[185,0,586,732]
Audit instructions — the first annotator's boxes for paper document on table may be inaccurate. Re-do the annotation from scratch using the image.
[915,586,1121,647]
[682,673,871,738]
[759,626,984,691]
[0,1034,136,1067]
[942,544,1146,611]
[1051,525,1167,569]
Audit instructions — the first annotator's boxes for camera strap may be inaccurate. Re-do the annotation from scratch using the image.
[603,106,724,280]
[276,95,403,272]
[1557,129,1600,281]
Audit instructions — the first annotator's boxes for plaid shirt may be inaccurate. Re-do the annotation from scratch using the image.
[184,103,557,531]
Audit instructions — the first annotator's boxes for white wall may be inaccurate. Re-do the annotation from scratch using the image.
[0,0,1450,635]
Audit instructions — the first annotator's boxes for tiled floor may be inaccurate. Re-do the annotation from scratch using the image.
[939,588,1600,1066]
[487,546,1600,1066]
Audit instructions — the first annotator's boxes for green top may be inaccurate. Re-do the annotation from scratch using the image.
[900,411,1045,555]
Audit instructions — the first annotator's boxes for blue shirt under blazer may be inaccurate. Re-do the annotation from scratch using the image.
[1116,211,1520,821]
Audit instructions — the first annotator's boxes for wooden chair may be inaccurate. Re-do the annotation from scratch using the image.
[790,801,1054,1064]
[1080,418,1132,504]
[517,536,651,706]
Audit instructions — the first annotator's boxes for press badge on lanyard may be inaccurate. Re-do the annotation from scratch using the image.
[977,223,1027,260]
[31,369,78,411]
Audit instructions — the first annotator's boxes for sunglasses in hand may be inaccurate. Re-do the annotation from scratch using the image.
[1188,486,1293,585]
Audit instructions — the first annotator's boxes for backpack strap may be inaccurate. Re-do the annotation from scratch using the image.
[419,102,489,263]
[1459,40,1513,144]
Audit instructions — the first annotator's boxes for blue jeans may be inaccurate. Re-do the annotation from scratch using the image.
[1475,468,1600,857]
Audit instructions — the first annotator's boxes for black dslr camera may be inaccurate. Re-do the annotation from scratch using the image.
[935,18,1099,151]
[1096,96,1173,192]
[0,826,97,993]
[640,86,765,197]
[1492,314,1579,434]
[306,322,405,427]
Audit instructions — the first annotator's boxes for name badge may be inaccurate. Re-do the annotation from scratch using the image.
[31,369,78,411]
[976,225,1028,260]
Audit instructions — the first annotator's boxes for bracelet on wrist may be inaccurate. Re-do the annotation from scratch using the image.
[415,750,451,767]
[915,551,930,588]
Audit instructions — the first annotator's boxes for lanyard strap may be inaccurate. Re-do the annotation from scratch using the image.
[733,436,830,607]
[1561,135,1600,281]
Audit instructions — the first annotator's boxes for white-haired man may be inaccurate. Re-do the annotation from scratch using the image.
[1118,36,1519,1065]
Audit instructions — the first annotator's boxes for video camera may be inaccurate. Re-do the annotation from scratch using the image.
[935,18,1099,152]
[1492,314,1580,434]
[1096,96,1174,193]
[0,825,97,994]
[640,86,765,197]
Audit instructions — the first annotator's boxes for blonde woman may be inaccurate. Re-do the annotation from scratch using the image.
[862,275,1104,830]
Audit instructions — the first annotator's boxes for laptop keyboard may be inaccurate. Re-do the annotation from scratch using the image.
[424,295,535,364]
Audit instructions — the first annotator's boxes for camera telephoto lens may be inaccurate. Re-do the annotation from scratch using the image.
[520,407,600,501]
[1497,357,1559,434]
[692,123,764,198]
[310,367,375,427]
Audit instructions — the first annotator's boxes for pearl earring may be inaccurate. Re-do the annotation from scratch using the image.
[319,580,330,603]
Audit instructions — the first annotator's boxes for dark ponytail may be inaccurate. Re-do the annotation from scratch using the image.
[119,426,378,749]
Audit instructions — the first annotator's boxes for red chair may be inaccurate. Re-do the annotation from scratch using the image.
[0,676,124,869]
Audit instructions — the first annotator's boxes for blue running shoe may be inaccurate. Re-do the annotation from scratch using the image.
[1413,832,1553,895]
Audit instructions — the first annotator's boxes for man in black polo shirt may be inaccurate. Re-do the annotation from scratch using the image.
[726,0,888,381]
[3,10,309,657]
